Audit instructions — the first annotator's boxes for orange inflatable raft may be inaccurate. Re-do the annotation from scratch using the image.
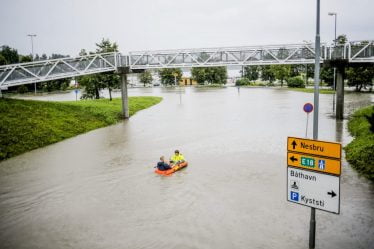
[155,161,188,175]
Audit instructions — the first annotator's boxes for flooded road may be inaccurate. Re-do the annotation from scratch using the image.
[1,87,373,249]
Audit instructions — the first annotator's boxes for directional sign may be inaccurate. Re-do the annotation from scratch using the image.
[287,152,341,175]
[287,167,340,214]
[287,137,341,159]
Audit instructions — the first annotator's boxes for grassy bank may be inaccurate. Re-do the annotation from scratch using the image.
[281,88,335,94]
[344,105,374,181]
[0,97,162,161]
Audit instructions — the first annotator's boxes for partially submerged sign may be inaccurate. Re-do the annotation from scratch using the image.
[287,167,340,214]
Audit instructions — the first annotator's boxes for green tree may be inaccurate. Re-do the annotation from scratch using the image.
[95,38,118,53]
[0,45,19,64]
[79,74,103,99]
[0,54,7,65]
[50,53,69,59]
[139,71,153,87]
[290,64,305,77]
[191,67,227,85]
[287,76,305,88]
[95,39,119,100]
[98,73,120,100]
[19,55,32,63]
[78,39,120,100]
[277,47,290,60]
[320,67,334,86]
[346,66,374,92]
[260,65,275,83]
[159,68,182,85]
[41,78,71,92]
[79,49,87,56]
[243,66,259,82]
[336,34,347,45]
[270,65,291,87]
[305,64,314,85]
[191,67,206,84]
[235,78,250,86]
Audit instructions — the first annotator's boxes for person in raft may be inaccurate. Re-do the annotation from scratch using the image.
[157,156,172,171]
[170,149,185,165]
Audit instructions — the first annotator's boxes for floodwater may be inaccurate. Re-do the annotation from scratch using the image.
[1,87,373,249]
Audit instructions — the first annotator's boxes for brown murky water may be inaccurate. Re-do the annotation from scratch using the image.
[1,87,373,249]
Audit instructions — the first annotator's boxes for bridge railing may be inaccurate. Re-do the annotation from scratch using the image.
[0,41,373,89]
[347,40,374,63]
[128,43,324,69]
[0,52,121,88]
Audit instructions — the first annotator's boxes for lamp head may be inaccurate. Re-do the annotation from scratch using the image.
[328,12,337,16]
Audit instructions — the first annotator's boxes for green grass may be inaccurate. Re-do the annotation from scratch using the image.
[344,105,374,181]
[0,97,162,161]
[195,84,226,88]
[282,88,336,94]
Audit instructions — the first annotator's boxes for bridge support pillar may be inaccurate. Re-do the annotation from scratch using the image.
[117,66,130,119]
[335,66,345,120]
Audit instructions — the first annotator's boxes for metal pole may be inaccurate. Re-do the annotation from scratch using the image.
[179,86,182,104]
[305,113,310,138]
[310,1,320,248]
[333,14,337,91]
[313,0,320,141]
[28,34,37,94]
[334,14,337,46]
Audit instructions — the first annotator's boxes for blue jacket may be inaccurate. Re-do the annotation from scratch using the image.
[157,161,172,171]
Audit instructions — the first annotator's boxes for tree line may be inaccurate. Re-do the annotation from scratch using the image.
[0,45,71,93]
[139,67,228,86]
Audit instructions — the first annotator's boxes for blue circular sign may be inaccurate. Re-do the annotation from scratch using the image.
[74,89,79,94]
[303,103,313,113]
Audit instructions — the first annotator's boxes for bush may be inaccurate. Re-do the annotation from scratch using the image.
[235,78,251,86]
[17,85,28,94]
[287,76,305,88]
[344,106,374,181]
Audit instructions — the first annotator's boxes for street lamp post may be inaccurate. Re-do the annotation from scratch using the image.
[328,12,337,90]
[27,34,37,94]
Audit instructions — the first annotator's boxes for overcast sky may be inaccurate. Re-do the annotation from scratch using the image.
[1,0,373,57]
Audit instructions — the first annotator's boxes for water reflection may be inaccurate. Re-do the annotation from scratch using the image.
[335,119,344,143]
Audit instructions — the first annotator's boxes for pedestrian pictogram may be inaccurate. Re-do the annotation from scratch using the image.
[287,152,341,175]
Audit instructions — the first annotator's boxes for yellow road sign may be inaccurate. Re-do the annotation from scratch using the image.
[287,152,341,175]
[287,137,341,159]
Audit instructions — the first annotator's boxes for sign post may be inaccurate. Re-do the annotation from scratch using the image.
[74,89,79,101]
[287,137,341,247]
[303,103,313,137]
[310,1,321,248]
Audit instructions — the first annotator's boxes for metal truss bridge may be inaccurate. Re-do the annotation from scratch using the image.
[1,40,373,89]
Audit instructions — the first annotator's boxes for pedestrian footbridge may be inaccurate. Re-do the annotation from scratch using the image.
[0,41,373,89]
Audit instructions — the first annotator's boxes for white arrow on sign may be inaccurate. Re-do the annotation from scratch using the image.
[287,167,340,214]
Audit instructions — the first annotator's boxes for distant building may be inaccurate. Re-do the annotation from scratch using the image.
[179,77,197,86]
